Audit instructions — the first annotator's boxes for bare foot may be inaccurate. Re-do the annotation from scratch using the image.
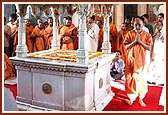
[124,99,133,105]
[139,99,146,107]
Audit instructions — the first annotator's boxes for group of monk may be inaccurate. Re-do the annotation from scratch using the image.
[4,14,80,59]
[4,12,164,108]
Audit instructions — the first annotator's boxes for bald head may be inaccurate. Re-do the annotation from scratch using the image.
[134,18,143,33]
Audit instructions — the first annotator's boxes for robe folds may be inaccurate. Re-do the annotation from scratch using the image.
[31,26,45,52]
[118,30,129,66]
[109,23,119,52]
[25,25,34,53]
[44,25,53,50]
[58,24,78,50]
[13,25,34,54]
[124,30,153,99]
[97,28,104,52]
[4,53,15,80]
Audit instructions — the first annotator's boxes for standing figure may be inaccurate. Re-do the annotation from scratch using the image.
[31,19,45,52]
[125,15,133,31]
[86,15,99,52]
[148,21,164,85]
[141,14,154,35]
[44,17,53,50]
[7,14,18,56]
[25,19,34,53]
[58,16,78,50]
[118,22,129,65]
[4,17,11,57]
[123,17,153,107]
[109,16,119,52]
[96,20,104,52]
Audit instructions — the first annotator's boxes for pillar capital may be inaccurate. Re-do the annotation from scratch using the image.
[15,4,28,17]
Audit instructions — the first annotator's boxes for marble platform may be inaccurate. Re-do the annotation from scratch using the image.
[10,53,115,111]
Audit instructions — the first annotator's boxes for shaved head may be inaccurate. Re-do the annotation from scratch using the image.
[134,18,143,33]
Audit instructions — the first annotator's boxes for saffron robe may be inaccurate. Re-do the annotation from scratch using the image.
[124,30,153,100]
[97,28,104,52]
[118,30,129,66]
[31,26,45,52]
[4,53,15,80]
[109,23,119,52]
[58,24,78,50]
[25,25,34,53]
[44,25,53,50]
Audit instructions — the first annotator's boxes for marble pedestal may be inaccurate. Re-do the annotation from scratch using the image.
[10,54,115,111]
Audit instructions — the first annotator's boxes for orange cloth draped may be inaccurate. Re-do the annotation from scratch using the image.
[97,28,104,51]
[31,26,45,52]
[124,30,153,96]
[73,36,79,50]
[4,53,15,80]
[25,25,34,53]
[44,25,53,50]
[12,26,18,55]
[109,23,119,52]
[58,24,77,50]
[118,30,129,66]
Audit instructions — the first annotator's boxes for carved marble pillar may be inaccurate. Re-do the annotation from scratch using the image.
[77,4,89,64]
[50,7,60,49]
[102,15,111,54]
[99,4,113,54]
[15,4,28,57]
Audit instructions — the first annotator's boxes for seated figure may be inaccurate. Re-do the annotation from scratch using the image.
[110,50,125,80]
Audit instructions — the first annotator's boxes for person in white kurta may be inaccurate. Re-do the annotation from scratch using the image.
[86,15,99,52]
[148,21,164,85]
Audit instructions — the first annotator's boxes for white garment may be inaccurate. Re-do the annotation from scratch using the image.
[110,58,125,74]
[142,26,150,71]
[7,22,13,28]
[148,33,165,84]
[86,23,99,52]
[142,26,149,33]
[4,87,18,111]
[148,60,164,84]
[153,37,164,61]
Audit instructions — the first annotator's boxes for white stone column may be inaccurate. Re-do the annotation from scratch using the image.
[114,4,124,30]
[50,7,60,49]
[15,4,28,57]
[102,15,111,54]
[77,4,89,64]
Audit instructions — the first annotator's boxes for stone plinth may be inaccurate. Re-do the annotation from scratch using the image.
[10,53,115,111]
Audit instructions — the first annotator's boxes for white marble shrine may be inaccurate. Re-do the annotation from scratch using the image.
[10,3,116,111]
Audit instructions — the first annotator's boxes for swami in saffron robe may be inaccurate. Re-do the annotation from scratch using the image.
[25,25,34,53]
[109,23,119,52]
[58,24,78,50]
[124,30,153,101]
[44,25,53,50]
[31,26,45,52]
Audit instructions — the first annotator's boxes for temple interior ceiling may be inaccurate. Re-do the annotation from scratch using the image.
[15,4,116,17]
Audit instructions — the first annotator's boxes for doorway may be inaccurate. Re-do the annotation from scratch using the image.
[124,4,137,20]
